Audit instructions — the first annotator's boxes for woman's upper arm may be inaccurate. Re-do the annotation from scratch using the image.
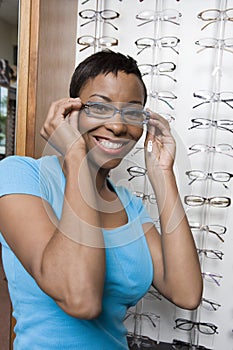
[0,194,58,278]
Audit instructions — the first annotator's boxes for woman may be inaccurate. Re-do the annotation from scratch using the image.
[0,50,202,349]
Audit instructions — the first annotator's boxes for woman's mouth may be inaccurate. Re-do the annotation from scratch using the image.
[94,136,127,152]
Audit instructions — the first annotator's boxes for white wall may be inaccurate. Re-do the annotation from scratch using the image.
[75,1,233,349]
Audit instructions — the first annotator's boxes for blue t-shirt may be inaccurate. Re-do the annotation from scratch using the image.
[0,155,154,350]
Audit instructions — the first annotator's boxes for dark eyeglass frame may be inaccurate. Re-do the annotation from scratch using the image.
[81,101,149,126]
[189,117,233,133]
[174,318,218,335]
[79,9,120,30]
[193,90,233,109]
[172,338,208,349]
[201,297,221,311]
[197,248,224,260]
[127,166,147,181]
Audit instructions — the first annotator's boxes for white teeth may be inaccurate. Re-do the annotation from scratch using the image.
[99,140,123,149]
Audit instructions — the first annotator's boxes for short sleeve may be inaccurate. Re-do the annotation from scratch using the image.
[0,156,48,201]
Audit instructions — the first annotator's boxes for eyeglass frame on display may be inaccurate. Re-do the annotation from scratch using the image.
[136,9,182,27]
[77,35,118,52]
[189,117,233,133]
[135,36,180,55]
[197,248,224,260]
[189,222,226,243]
[192,90,233,109]
[197,8,233,30]
[195,37,233,54]
[138,62,177,82]
[174,318,218,335]
[184,195,231,207]
[201,297,221,311]
[185,170,233,185]
[148,90,177,109]
[79,9,120,30]
[188,143,233,157]
[202,271,223,286]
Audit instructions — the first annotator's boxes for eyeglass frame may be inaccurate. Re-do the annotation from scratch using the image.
[193,90,233,109]
[184,195,231,207]
[197,248,224,260]
[138,62,177,82]
[174,318,218,335]
[189,222,226,243]
[79,9,120,30]
[77,35,118,52]
[198,8,233,30]
[185,170,233,185]
[189,117,233,133]
[135,36,180,55]
[136,9,182,27]
[202,271,223,286]
[127,166,147,181]
[188,143,233,158]
[81,101,150,126]
[201,297,221,311]
[132,191,157,204]
[195,37,233,54]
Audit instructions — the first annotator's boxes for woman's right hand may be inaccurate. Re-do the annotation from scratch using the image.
[40,97,86,157]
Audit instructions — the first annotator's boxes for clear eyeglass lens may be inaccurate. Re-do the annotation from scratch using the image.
[212,172,231,182]
[209,197,230,207]
[87,103,114,117]
[124,109,146,124]
[185,196,204,206]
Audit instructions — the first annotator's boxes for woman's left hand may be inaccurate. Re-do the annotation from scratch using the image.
[145,110,176,173]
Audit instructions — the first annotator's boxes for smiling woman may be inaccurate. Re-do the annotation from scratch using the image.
[0,50,202,349]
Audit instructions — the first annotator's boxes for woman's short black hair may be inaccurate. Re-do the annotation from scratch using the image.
[69,50,147,106]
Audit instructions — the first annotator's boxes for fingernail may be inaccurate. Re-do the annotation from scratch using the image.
[147,140,153,153]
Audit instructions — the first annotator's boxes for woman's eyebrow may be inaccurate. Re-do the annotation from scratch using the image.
[89,94,143,105]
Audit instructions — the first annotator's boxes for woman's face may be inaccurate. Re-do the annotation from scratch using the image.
[78,71,146,170]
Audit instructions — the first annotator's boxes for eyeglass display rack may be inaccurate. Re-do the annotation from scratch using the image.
[75,0,233,349]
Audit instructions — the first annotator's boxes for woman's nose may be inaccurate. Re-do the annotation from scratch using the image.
[104,112,127,134]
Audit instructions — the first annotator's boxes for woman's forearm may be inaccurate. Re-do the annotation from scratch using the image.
[38,154,105,318]
[150,170,203,308]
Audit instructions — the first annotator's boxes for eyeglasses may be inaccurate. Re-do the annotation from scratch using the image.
[172,338,208,349]
[189,222,226,243]
[133,191,157,204]
[189,118,233,133]
[188,143,233,157]
[127,333,158,348]
[81,102,149,126]
[201,297,221,311]
[193,90,233,109]
[198,8,233,30]
[135,36,180,55]
[197,248,224,260]
[184,195,231,207]
[174,318,218,335]
[136,9,182,27]
[186,170,233,185]
[127,166,147,181]
[77,35,118,52]
[138,62,177,82]
[195,38,233,54]
[202,271,223,286]
[148,91,177,109]
[79,9,120,30]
